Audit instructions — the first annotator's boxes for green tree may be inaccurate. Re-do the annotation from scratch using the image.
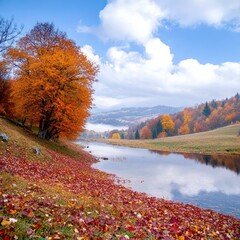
[202,102,211,117]
[120,133,125,139]
[211,100,218,109]
[135,129,140,139]
[156,119,163,135]
[235,93,240,102]
[152,129,157,139]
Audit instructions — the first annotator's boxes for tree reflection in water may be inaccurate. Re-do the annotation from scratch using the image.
[150,150,240,175]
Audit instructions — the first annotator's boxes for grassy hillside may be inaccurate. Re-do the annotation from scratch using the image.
[0,117,239,239]
[99,124,240,155]
[0,118,81,160]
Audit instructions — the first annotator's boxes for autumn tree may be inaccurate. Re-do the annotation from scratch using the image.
[173,116,183,133]
[127,94,240,138]
[208,108,224,129]
[178,124,190,135]
[5,23,98,140]
[157,131,167,138]
[112,133,121,139]
[140,126,152,139]
[161,115,175,135]
[193,121,202,133]
[178,110,192,135]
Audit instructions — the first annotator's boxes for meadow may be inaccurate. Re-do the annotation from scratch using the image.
[97,124,240,155]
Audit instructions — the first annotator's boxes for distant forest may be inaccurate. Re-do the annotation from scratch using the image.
[105,93,240,139]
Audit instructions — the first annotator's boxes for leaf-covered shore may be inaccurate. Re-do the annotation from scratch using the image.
[0,119,240,239]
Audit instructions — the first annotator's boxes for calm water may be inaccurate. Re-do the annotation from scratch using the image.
[76,140,240,218]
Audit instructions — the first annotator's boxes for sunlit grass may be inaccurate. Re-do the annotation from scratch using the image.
[95,124,240,155]
[0,117,82,159]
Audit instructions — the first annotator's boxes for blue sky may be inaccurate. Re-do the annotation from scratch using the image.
[1,0,240,110]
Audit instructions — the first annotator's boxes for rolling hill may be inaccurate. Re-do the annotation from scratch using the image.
[88,105,182,126]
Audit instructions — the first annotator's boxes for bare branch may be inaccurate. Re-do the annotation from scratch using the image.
[0,17,23,53]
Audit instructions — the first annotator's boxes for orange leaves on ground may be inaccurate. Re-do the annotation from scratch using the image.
[1,149,240,239]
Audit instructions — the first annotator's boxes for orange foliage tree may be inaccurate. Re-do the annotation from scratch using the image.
[112,133,121,139]
[140,126,152,139]
[127,93,240,139]
[178,110,192,135]
[5,23,98,140]
[178,124,190,135]
[161,114,175,135]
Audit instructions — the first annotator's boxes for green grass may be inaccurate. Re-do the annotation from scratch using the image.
[96,124,240,155]
[0,117,82,159]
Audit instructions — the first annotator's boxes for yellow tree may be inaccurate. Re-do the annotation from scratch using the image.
[112,133,121,139]
[161,114,175,135]
[178,124,190,135]
[178,110,192,135]
[5,23,98,140]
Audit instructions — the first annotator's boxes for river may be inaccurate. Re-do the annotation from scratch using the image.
[76,140,240,218]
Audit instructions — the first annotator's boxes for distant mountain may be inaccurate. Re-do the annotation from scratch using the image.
[88,105,182,127]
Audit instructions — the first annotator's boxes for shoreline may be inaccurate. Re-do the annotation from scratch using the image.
[89,138,240,156]
[87,123,240,156]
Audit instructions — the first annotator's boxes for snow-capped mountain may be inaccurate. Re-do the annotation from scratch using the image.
[88,105,182,127]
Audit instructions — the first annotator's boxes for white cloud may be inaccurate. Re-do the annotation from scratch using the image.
[93,96,123,109]
[86,123,127,132]
[91,146,240,201]
[145,38,173,71]
[159,0,240,28]
[81,45,101,65]
[78,0,240,110]
[87,40,240,109]
[78,0,240,42]
[78,0,165,43]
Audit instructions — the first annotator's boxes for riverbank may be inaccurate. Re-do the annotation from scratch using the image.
[0,118,240,239]
[93,124,240,155]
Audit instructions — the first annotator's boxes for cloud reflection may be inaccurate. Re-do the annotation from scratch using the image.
[78,141,240,217]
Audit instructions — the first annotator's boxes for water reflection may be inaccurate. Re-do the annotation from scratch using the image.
[76,140,240,218]
[151,150,240,175]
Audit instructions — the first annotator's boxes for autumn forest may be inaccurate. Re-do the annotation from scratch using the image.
[128,94,240,139]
